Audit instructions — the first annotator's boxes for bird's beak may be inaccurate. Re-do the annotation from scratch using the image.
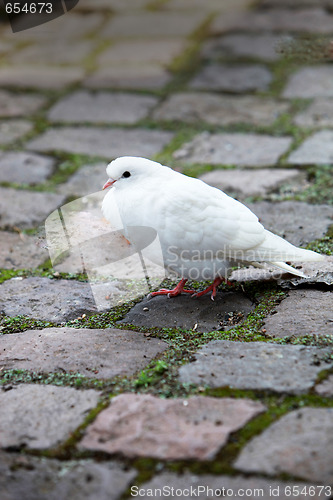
[103,178,116,190]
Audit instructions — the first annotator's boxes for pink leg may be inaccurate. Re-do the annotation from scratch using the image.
[148,278,195,299]
[192,277,233,301]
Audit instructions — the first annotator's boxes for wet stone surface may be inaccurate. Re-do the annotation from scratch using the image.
[0,327,168,379]
[0,452,136,500]
[263,289,333,338]
[173,132,292,167]
[178,340,333,394]
[119,291,255,332]
[190,63,272,93]
[234,407,333,484]
[0,385,100,449]
[79,394,265,460]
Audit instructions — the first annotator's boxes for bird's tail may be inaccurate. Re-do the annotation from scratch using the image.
[270,261,306,278]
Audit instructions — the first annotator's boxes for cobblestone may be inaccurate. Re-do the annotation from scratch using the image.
[263,290,333,338]
[288,130,333,165]
[0,327,168,378]
[0,277,101,321]
[84,65,172,90]
[190,63,272,93]
[97,39,188,67]
[283,66,333,98]
[201,34,285,62]
[0,90,46,117]
[174,132,292,167]
[293,98,333,127]
[137,473,326,500]
[57,162,107,197]
[315,375,333,397]
[0,120,33,145]
[10,39,97,65]
[48,91,158,125]
[0,151,55,185]
[0,453,136,500]
[0,231,48,269]
[234,408,333,484]
[101,12,206,38]
[178,340,332,394]
[0,187,65,230]
[27,127,174,158]
[211,8,333,34]
[0,385,100,449]
[246,201,333,246]
[153,93,290,126]
[119,291,255,333]
[79,394,265,460]
[0,66,85,90]
[199,168,304,198]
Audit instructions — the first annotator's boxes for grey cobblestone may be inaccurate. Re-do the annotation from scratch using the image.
[190,63,272,93]
[0,385,100,449]
[288,130,333,165]
[174,132,292,167]
[234,408,333,484]
[293,98,333,127]
[0,231,48,269]
[0,152,55,185]
[0,453,136,500]
[27,127,174,158]
[0,120,33,145]
[0,90,46,117]
[211,8,333,34]
[0,327,168,378]
[0,66,85,90]
[179,340,332,394]
[0,187,65,230]
[48,91,158,125]
[283,66,333,98]
[154,93,290,126]
[101,12,206,38]
[201,34,285,62]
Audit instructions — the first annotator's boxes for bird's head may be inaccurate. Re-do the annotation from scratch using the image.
[103,156,163,190]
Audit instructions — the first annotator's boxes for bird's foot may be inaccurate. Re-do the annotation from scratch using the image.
[148,278,195,299]
[191,277,233,301]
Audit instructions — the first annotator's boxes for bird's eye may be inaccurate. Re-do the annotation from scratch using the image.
[122,171,131,178]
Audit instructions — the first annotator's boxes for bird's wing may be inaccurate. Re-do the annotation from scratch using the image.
[159,174,266,255]
[158,174,322,263]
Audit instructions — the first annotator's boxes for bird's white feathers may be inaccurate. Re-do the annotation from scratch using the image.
[102,156,324,280]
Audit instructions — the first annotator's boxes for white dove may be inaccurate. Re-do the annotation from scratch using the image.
[102,156,324,300]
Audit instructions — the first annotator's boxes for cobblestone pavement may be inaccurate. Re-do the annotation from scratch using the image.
[0,0,333,499]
